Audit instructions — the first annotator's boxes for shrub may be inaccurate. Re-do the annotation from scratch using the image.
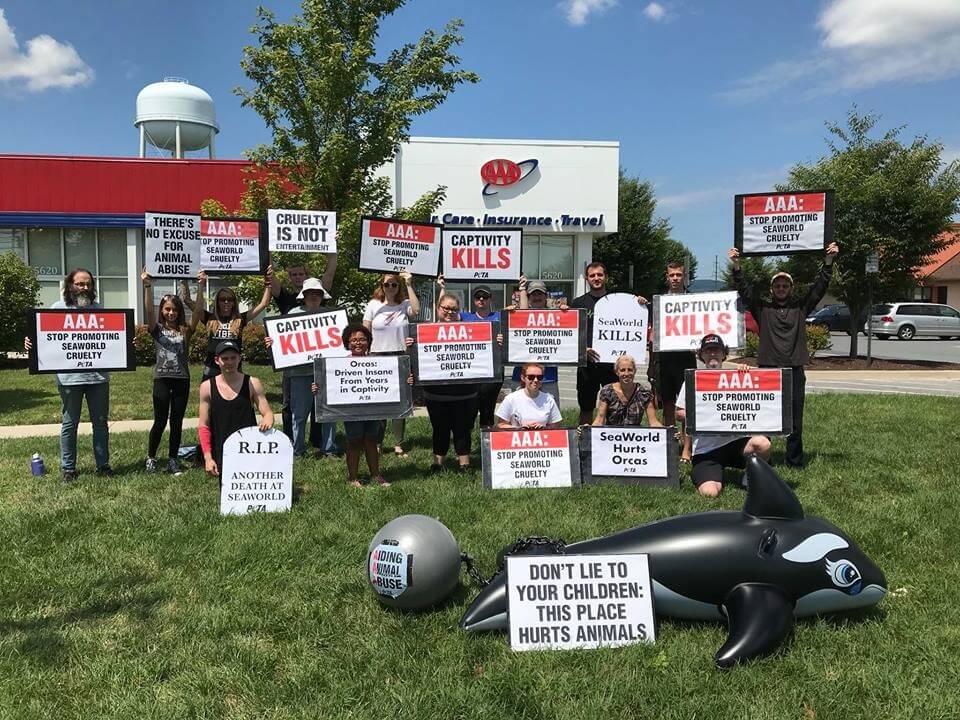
[806,323,832,358]
[742,332,759,359]
[189,324,209,364]
[132,325,156,366]
[0,251,40,354]
[242,323,271,365]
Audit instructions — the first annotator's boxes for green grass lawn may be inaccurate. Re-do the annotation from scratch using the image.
[1,396,959,719]
[0,364,283,425]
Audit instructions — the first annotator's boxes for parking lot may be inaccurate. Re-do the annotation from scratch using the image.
[821,332,960,364]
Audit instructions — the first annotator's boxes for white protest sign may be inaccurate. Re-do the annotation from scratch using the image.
[485,429,575,489]
[690,369,785,433]
[30,309,134,374]
[200,218,265,274]
[505,310,583,365]
[507,554,655,651]
[592,293,648,365]
[653,291,741,352]
[589,427,668,478]
[219,427,293,516]
[267,209,337,253]
[368,542,411,599]
[359,216,442,277]
[263,309,349,370]
[144,212,200,278]
[325,355,401,405]
[736,191,834,255]
[441,227,522,281]
[413,321,496,383]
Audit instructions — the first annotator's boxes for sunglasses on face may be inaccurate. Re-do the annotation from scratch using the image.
[440,305,459,312]
[524,374,544,381]
[383,282,399,288]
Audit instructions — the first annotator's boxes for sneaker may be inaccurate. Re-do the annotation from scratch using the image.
[429,463,443,474]
[96,466,115,478]
[145,458,158,473]
[374,475,391,487]
[61,470,78,483]
[457,464,470,474]
[167,459,182,476]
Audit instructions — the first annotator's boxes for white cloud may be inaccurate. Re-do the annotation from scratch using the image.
[722,0,960,101]
[562,0,617,27]
[0,9,93,91]
[643,3,666,22]
[658,187,727,210]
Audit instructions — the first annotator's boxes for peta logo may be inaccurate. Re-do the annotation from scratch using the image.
[481,158,538,196]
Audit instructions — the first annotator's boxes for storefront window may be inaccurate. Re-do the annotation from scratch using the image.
[27,228,62,278]
[0,228,25,259]
[64,228,97,272]
[539,236,574,281]
[99,278,129,308]
[521,236,539,278]
[97,229,127,276]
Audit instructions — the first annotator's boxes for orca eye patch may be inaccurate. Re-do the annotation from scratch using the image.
[782,533,848,563]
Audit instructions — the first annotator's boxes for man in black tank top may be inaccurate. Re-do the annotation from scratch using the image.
[198,341,274,476]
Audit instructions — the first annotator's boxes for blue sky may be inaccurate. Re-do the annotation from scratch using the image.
[2,0,959,277]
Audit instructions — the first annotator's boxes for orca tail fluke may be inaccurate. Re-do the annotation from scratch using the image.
[460,573,509,632]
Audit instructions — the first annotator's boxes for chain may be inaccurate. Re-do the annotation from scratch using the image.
[461,536,567,588]
[461,552,489,588]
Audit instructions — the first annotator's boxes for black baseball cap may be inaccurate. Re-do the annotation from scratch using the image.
[699,333,727,354]
[473,285,492,298]
[215,340,241,356]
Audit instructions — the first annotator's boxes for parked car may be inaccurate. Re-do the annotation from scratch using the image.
[864,302,960,340]
[805,303,866,335]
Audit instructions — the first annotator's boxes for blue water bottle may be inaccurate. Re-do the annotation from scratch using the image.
[31,453,46,477]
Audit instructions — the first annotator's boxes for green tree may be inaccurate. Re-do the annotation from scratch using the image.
[779,108,960,356]
[212,0,478,312]
[593,169,697,297]
[0,252,40,354]
[722,255,775,292]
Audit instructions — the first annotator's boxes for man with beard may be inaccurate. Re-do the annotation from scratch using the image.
[24,268,113,482]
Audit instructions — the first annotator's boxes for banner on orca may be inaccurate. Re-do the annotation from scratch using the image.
[200,217,269,275]
[441,227,522,281]
[684,368,793,435]
[735,190,835,256]
[219,427,293,516]
[579,426,678,488]
[481,428,580,490]
[591,293,649,365]
[313,354,413,422]
[29,309,135,374]
[144,211,200,279]
[263,308,349,371]
[267,209,337,253]
[652,291,743,353]
[503,309,585,366]
[359,216,443,278]
[408,320,500,385]
[506,553,656,651]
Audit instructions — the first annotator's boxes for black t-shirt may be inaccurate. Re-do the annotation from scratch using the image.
[201,310,249,370]
[275,287,301,315]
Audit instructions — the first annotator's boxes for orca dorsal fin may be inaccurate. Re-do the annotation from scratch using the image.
[742,455,804,520]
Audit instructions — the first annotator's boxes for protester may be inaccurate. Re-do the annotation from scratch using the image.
[264,277,339,457]
[496,363,562,429]
[729,242,839,468]
[198,340,273,477]
[571,262,648,425]
[23,268,113,482]
[512,275,561,403]
[363,269,420,456]
[199,268,273,379]
[141,267,205,474]
[592,355,661,427]
[675,334,771,498]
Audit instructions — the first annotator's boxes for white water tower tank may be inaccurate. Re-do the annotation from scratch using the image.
[135,77,219,158]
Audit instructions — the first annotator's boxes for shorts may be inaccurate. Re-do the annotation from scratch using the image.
[576,363,618,412]
[691,437,749,487]
[344,419,381,441]
[657,351,697,407]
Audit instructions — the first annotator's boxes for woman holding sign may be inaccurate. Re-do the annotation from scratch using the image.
[199,268,274,379]
[496,363,562,429]
[363,270,420,457]
[141,268,205,474]
[592,355,661,428]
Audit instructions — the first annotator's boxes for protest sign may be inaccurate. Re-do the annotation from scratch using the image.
[29,309,135,374]
[441,227,522,281]
[359,216,443,277]
[408,321,500,385]
[506,553,656,651]
[219,427,293,516]
[504,309,585,366]
[684,368,793,435]
[313,354,413,422]
[481,429,580,490]
[735,190,835,256]
[144,211,200,278]
[652,291,743,352]
[267,209,337,253]
[200,217,268,275]
[579,426,678,488]
[263,308,349,370]
[591,293,649,365]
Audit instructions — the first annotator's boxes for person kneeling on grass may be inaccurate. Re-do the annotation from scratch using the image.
[496,363,562,429]
[312,324,413,488]
[674,334,771,498]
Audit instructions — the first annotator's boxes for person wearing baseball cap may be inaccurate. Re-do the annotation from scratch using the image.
[455,281,504,429]
[728,241,839,467]
[674,334,771,497]
[512,275,562,404]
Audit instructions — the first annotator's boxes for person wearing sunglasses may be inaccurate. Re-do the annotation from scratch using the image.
[453,278,503,430]
[496,363,562,430]
[363,270,420,457]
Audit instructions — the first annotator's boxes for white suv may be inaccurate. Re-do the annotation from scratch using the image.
[865,302,960,340]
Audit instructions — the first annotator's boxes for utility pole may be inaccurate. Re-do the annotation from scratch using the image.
[865,252,879,366]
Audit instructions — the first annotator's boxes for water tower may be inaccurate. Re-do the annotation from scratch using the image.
[135,77,219,158]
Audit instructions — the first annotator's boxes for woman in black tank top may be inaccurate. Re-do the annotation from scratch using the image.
[209,374,257,470]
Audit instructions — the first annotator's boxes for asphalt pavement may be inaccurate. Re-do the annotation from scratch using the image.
[821,332,960,364]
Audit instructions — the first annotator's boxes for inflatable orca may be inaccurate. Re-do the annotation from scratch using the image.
[460,455,886,668]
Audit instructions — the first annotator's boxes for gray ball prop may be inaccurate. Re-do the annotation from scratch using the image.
[367,514,461,610]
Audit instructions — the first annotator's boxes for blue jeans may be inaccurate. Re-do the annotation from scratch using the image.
[58,382,110,471]
[289,376,339,456]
